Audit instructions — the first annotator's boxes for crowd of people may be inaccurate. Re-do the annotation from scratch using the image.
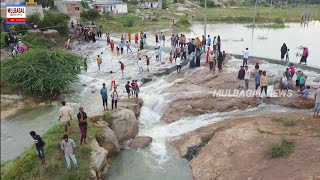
[4,32,30,57]
[27,29,320,172]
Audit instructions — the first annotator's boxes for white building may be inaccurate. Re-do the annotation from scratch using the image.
[93,0,127,14]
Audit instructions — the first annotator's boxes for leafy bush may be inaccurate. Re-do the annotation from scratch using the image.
[80,9,101,21]
[20,33,56,49]
[176,18,191,27]
[162,0,170,9]
[1,49,82,100]
[1,32,7,48]
[268,139,295,158]
[41,12,68,35]
[8,24,29,34]
[272,117,296,126]
[26,14,42,25]
[199,0,216,7]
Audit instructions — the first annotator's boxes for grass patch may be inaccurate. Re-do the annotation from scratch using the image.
[268,139,295,158]
[272,117,296,127]
[1,120,103,180]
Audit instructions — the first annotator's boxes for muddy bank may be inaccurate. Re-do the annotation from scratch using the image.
[171,113,320,180]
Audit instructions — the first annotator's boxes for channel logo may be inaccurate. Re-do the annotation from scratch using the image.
[6,5,26,24]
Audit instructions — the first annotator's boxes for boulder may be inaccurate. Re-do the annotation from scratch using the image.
[118,98,143,117]
[43,29,59,39]
[27,29,42,35]
[90,111,112,122]
[141,77,152,84]
[129,136,153,149]
[96,127,120,156]
[108,109,139,143]
[93,120,109,128]
[90,140,109,179]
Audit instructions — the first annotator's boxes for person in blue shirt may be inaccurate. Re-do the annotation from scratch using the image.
[299,85,310,98]
[119,42,124,55]
[299,74,306,91]
[255,70,262,96]
[207,35,211,47]
[158,46,163,62]
[100,83,108,111]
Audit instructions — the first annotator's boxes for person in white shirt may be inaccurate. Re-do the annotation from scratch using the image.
[58,101,72,135]
[61,134,78,170]
[138,58,144,74]
[175,56,181,73]
[244,66,251,90]
[314,86,320,117]
[281,73,288,92]
[242,48,249,66]
[111,90,119,110]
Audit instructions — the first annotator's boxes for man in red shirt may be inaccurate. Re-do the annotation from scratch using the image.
[119,61,124,76]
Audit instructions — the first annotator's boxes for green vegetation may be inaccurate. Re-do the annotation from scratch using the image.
[80,0,90,9]
[0,32,7,48]
[80,9,101,21]
[1,49,82,100]
[1,120,103,180]
[272,117,296,127]
[268,139,295,158]
[40,12,69,35]
[20,34,57,49]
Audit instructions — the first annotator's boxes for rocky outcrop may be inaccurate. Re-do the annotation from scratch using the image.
[129,136,153,149]
[265,97,316,109]
[172,113,320,180]
[107,109,139,144]
[96,126,120,156]
[162,96,260,123]
[43,29,59,39]
[118,98,143,117]
[89,139,109,180]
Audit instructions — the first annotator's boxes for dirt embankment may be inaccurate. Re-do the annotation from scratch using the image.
[172,113,320,180]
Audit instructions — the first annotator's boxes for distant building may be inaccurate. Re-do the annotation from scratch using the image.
[93,0,127,14]
[54,0,84,18]
[144,0,162,9]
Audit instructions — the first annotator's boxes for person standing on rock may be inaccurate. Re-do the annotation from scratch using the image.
[280,43,288,60]
[61,134,78,171]
[119,61,125,76]
[111,89,119,110]
[138,58,144,74]
[126,41,133,54]
[260,71,268,97]
[96,55,102,71]
[295,71,302,90]
[120,41,124,55]
[299,47,309,65]
[217,51,223,71]
[131,80,136,97]
[100,83,108,111]
[244,66,251,90]
[238,66,245,89]
[155,47,159,61]
[30,131,46,165]
[289,63,295,79]
[242,48,249,66]
[125,81,131,98]
[299,73,306,91]
[209,51,216,73]
[255,70,262,96]
[313,86,320,117]
[146,55,150,72]
[280,73,288,93]
[135,32,139,44]
[77,107,88,145]
[110,40,115,53]
[217,35,221,52]
[176,55,182,73]
[135,80,140,98]
[222,51,226,65]
[58,101,73,135]
[206,47,210,64]
[207,35,211,47]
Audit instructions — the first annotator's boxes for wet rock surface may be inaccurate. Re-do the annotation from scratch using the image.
[172,113,320,180]
[129,136,153,149]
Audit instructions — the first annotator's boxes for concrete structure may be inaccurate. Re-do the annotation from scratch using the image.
[26,4,44,18]
[93,0,127,14]
[54,0,84,18]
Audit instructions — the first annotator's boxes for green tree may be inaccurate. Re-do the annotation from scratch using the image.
[162,0,169,9]
[41,12,68,35]
[1,49,83,100]
[80,0,90,9]
[80,9,101,21]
